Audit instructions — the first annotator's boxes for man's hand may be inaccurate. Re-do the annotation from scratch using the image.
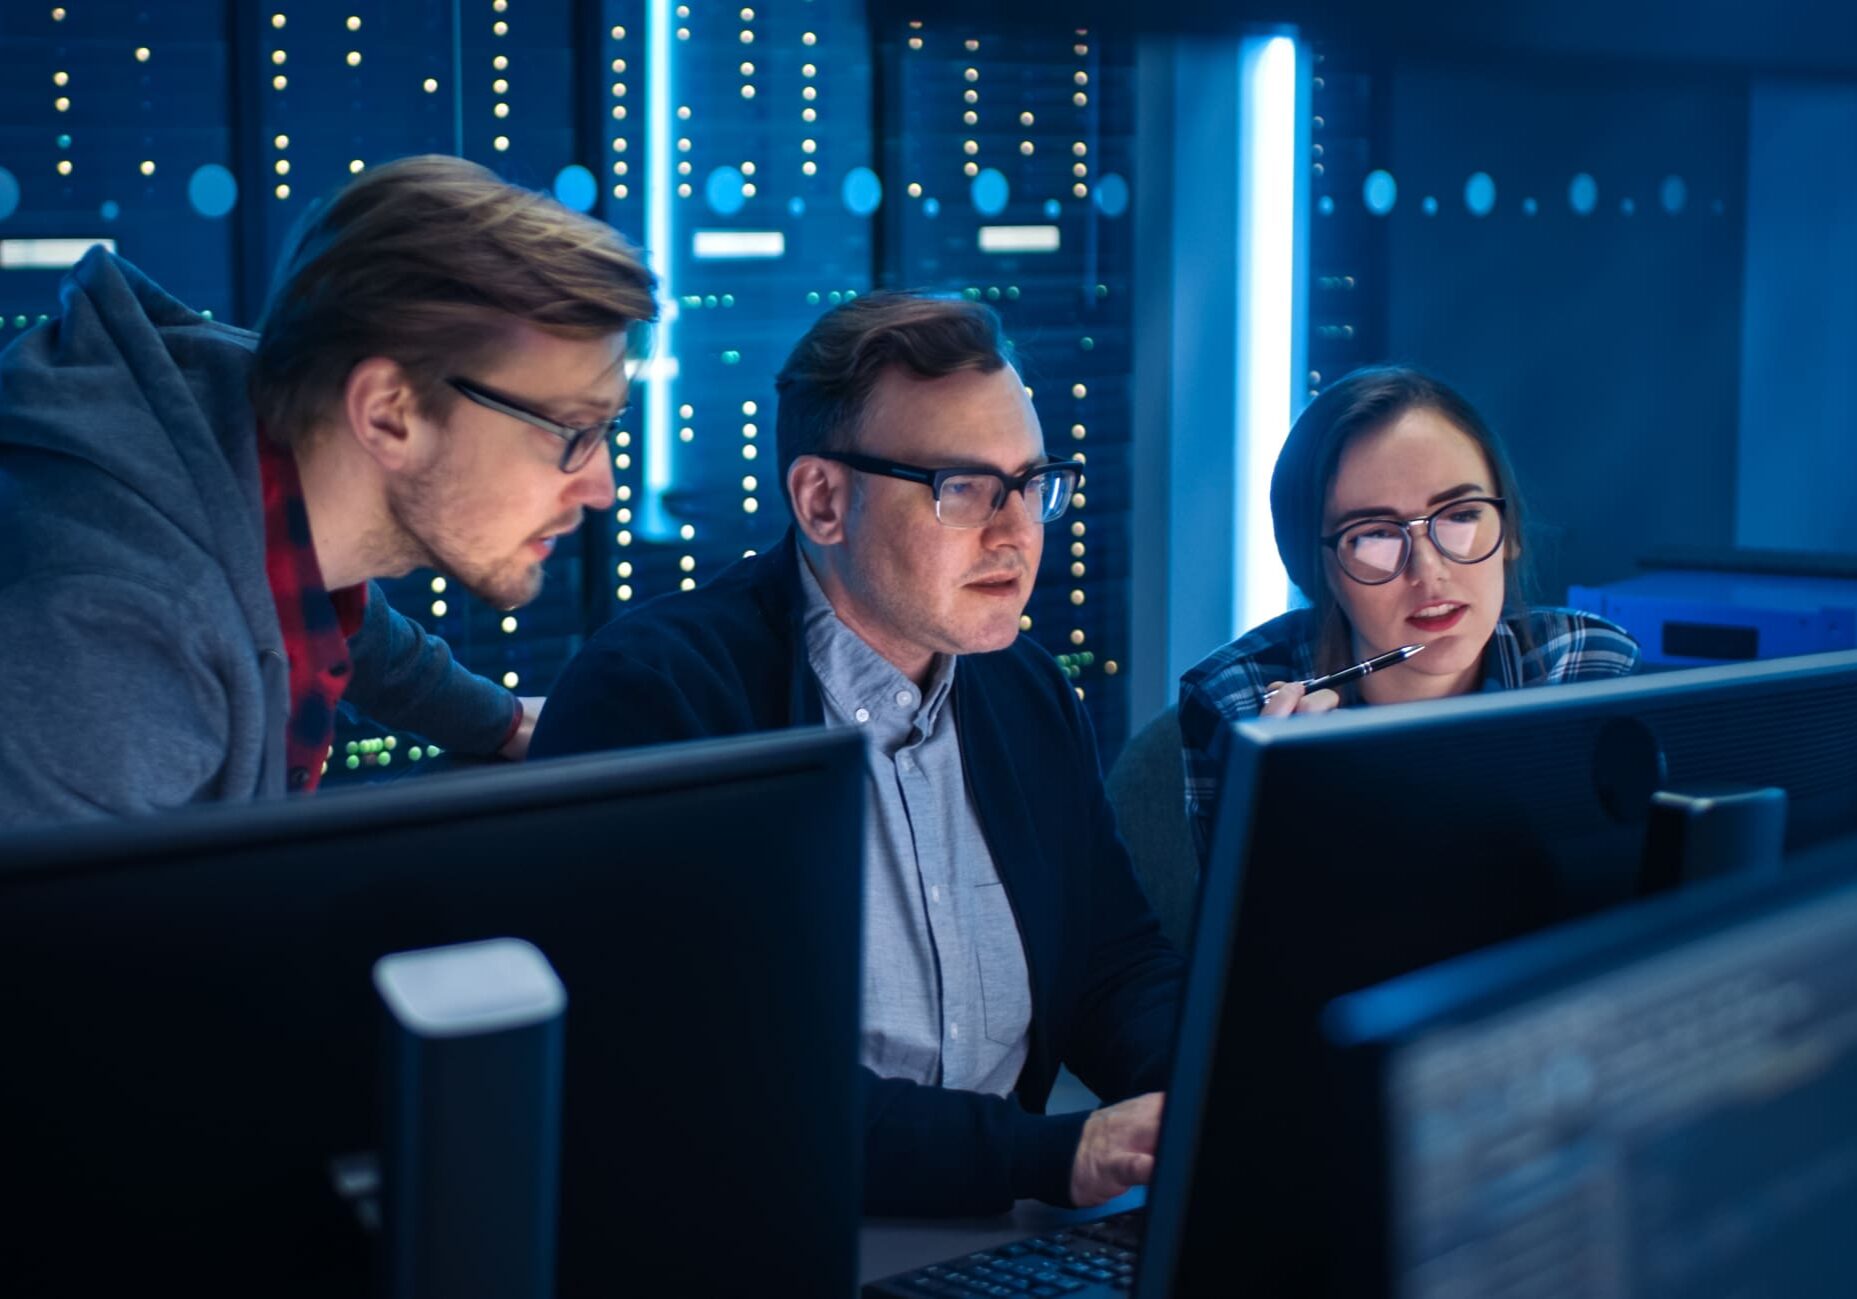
[1069,1092,1164,1207]
[497,696,547,760]
[1259,680,1341,718]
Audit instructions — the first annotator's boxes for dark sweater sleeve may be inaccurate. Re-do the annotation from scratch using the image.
[529,634,726,757]
[343,581,519,754]
[1060,684,1186,1104]
[862,1068,1091,1216]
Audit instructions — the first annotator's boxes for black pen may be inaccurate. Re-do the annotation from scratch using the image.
[1261,643,1427,705]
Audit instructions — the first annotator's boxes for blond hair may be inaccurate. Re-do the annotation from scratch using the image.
[251,154,655,446]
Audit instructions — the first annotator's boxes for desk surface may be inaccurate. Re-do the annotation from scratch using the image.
[858,1187,1145,1284]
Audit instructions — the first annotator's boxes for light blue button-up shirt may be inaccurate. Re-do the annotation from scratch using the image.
[799,555,1032,1096]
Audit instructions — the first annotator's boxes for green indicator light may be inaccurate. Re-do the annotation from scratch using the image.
[378,752,391,766]
[346,755,360,770]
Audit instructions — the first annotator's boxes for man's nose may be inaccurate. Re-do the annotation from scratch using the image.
[570,445,617,512]
[986,486,1040,543]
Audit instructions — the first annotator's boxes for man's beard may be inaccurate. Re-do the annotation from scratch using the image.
[385,462,554,612]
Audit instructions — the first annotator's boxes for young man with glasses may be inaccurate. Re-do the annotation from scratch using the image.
[0,155,654,827]
[1179,364,1639,860]
[532,293,1183,1217]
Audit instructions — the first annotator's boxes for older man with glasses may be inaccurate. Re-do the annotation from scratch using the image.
[532,292,1183,1217]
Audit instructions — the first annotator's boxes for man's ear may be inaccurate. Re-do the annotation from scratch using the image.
[342,357,421,472]
[788,455,852,547]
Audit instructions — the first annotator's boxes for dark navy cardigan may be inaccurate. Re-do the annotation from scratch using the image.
[530,531,1183,1215]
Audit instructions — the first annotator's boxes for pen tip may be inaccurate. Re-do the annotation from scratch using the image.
[1401,643,1427,658]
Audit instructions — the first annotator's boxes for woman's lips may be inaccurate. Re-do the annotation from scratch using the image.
[1407,602,1467,633]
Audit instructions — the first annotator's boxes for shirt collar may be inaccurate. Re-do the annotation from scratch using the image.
[796,549,956,739]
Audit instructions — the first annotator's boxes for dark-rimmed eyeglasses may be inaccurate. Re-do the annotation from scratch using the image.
[815,451,1085,529]
[1321,496,1507,585]
[447,377,626,474]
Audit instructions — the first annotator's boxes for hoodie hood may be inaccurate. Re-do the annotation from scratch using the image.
[0,247,276,650]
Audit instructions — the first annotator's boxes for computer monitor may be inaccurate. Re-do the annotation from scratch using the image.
[0,728,866,1297]
[1140,650,1857,1295]
[1322,829,1857,1298]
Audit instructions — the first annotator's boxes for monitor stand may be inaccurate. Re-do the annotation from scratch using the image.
[1638,784,1789,896]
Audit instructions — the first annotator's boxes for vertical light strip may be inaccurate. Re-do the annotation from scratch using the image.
[449,0,464,154]
[1234,33,1303,635]
[642,0,677,538]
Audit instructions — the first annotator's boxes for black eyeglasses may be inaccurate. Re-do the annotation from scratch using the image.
[1321,496,1508,585]
[815,451,1085,528]
[447,377,626,474]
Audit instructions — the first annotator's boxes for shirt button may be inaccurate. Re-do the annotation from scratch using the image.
[930,885,941,903]
[899,754,915,772]
[949,1022,961,1040]
[895,689,913,707]
[853,707,871,724]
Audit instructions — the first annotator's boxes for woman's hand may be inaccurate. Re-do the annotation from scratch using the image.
[1259,680,1341,718]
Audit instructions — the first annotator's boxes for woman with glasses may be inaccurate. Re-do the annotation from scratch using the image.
[1177,365,1640,858]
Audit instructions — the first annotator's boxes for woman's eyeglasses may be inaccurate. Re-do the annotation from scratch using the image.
[1321,496,1507,585]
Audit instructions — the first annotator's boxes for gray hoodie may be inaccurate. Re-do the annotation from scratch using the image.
[0,248,518,828]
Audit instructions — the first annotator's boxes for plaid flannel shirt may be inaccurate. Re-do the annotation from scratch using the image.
[258,431,368,794]
[1177,606,1641,859]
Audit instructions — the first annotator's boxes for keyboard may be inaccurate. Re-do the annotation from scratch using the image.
[864,1208,1145,1298]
